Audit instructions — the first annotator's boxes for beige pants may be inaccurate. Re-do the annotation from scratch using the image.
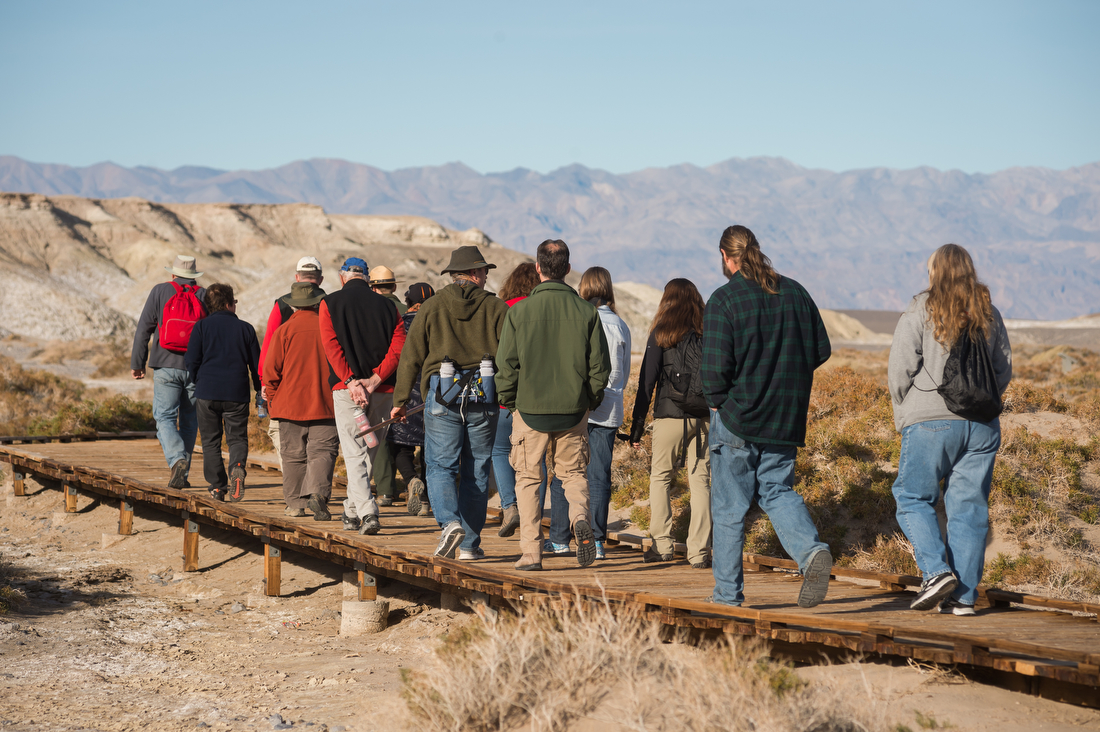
[649,417,711,562]
[268,418,282,468]
[510,412,591,557]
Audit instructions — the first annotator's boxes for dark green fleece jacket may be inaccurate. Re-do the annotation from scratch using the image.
[496,280,612,415]
[392,282,509,408]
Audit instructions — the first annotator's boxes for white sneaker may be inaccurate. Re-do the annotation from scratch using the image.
[938,598,976,616]
[434,521,465,558]
[458,547,486,561]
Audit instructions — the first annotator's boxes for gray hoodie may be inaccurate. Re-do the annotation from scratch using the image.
[887,292,1012,431]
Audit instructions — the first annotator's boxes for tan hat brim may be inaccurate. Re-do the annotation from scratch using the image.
[165,266,204,278]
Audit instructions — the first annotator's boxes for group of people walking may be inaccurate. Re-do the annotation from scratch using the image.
[131,227,1011,614]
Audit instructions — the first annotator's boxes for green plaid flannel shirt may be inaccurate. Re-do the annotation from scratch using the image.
[701,272,831,447]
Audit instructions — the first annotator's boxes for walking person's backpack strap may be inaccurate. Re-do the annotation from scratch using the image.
[913,329,1003,423]
[667,331,709,419]
[159,282,207,353]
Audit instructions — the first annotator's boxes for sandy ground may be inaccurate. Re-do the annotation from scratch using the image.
[3,472,1100,731]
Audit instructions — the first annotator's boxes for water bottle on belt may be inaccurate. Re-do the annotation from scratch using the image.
[479,354,495,402]
[439,356,457,401]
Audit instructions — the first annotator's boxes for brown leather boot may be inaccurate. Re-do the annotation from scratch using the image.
[514,553,542,571]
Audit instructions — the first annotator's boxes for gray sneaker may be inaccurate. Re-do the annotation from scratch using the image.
[911,572,958,611]
[359,515,381,536]
[377,495,393,507]
[434,521,465,559]
[341,513,361,531]
[458,547,486,561]
[797,548,833,608]
[284,506,306,518]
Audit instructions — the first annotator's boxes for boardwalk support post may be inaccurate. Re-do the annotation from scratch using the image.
[64,482,79,512]
[183,511,199,572]
[12,471,25,497]
[263,539,282,597]
[119,500,134,535]
[340,562,388,635]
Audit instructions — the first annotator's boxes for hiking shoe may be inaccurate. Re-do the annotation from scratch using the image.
[168,459,188,489]
[594,540,606,561]
[209,487,226,502]
[406,477,426,516]
[498,504,520,538]
[418,502,432,517]
[307,495,331,521]
[938,598,976,616]
[797,548,833,608]
[543,540,570,555]
[341,513,361,531]
[515,553,542,571]
[377,495,393,507]
[359,515,381,536]
[458,547,486,561]
[284,505,306,517]
[642,546,673,563]
[911,572,958,611]
[434,521,465,559]
[574,520,596,568]
[228,463,246,502]
[691,556,712,570]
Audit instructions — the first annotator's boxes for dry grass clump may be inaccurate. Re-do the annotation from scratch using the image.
[400,597,892,732]
[0,552,26,615]
[984,553,1100,603]
[28,338,132,378]
[0,354,153,436]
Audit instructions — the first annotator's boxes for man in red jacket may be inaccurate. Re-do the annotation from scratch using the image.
[320,257,406,535]
[263,282,339,519]
[258,256,326,466]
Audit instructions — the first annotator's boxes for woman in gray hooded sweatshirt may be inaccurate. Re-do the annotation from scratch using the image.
[888,243,1012,616]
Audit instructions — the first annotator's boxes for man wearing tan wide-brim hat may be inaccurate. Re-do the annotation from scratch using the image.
[130,254,207,489]
[369,265,407,316]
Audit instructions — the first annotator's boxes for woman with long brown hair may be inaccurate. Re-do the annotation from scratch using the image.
[629,278,712,567]
[888,243,1012,615]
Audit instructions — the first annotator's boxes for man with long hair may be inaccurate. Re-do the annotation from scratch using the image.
[496,240,612,571]
[701,225,833,608]
[888,244,1011,615]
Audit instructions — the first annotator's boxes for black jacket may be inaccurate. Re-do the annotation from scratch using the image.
[321,279,400,390]
[388,310,426,446]
[184,311,261,403]
[629,331,692,443]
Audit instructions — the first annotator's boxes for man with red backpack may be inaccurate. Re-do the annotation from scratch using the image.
[130,255,207,489]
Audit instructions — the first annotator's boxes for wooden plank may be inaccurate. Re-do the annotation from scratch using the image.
[64,482,79,512]
[118,499,134,535]
[264,543,282,597]
[183,512,199,572]
[12,470,25,496]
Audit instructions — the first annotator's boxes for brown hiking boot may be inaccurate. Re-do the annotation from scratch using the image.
[497,504,520,537]
[514,553,543,571]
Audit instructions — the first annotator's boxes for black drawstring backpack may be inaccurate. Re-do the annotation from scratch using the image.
[917,328,1003,423]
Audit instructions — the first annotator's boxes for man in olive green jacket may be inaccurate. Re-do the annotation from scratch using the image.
[496,239,611,570]
[391,246,509,561]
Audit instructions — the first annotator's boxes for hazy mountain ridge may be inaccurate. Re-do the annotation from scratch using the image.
[3,155,1099,318]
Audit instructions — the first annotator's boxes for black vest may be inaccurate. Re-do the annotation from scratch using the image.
[322,279,399,389]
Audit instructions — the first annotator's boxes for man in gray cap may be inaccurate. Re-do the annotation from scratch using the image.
[391,246,509,560]
[259,256,326,467]
[131,255,207,488]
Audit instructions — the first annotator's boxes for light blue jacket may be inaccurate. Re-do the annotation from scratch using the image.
[588,305,632,427]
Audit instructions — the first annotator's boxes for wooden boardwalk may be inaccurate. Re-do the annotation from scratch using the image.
[2,434,1098,707]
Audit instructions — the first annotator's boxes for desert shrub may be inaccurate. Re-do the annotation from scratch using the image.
[1001,381,1067,414]
[27,338,132,378]
[28,395,153,435]
[838,533,920,577]
[400,596,893,732]
[0,552,26,615]
[985,553,1100,602]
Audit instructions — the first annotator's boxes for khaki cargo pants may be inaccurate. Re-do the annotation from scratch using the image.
[510,412,591,557]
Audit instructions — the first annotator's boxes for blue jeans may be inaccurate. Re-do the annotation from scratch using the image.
[491,408,518,510]
[152,367,198,472]
[423,392,498,551]
[546,423,617,543]
[709,411,827,606]
[893,419,1000,606]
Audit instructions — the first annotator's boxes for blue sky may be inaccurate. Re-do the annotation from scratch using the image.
[2,1,1097,175]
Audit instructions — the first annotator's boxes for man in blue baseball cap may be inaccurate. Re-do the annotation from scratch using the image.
[319,256,406,535]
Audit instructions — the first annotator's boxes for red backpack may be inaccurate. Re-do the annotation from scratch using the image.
[159,283,207,353]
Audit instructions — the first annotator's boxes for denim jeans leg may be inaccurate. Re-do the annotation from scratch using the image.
[457,405,496,550]
[708,411,756,606]
[892,422,955,581]
[548,473,571,544]
[491,408,518,510]
[944,420,1000,605]
[754,445,828,571]
[423,402,463,529]
[152,367,189,469]
[179,374,199,469]
[586,424,616,542]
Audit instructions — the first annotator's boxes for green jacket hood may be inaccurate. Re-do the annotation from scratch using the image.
[442,282,495,321]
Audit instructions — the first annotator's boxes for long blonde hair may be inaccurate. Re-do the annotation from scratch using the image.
[924,243,993,347]
[719,225,779,295]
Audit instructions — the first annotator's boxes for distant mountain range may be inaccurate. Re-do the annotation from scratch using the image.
[3,155,1098,319]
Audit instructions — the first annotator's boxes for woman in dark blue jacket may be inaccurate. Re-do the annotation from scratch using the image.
[185,283,261,502]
